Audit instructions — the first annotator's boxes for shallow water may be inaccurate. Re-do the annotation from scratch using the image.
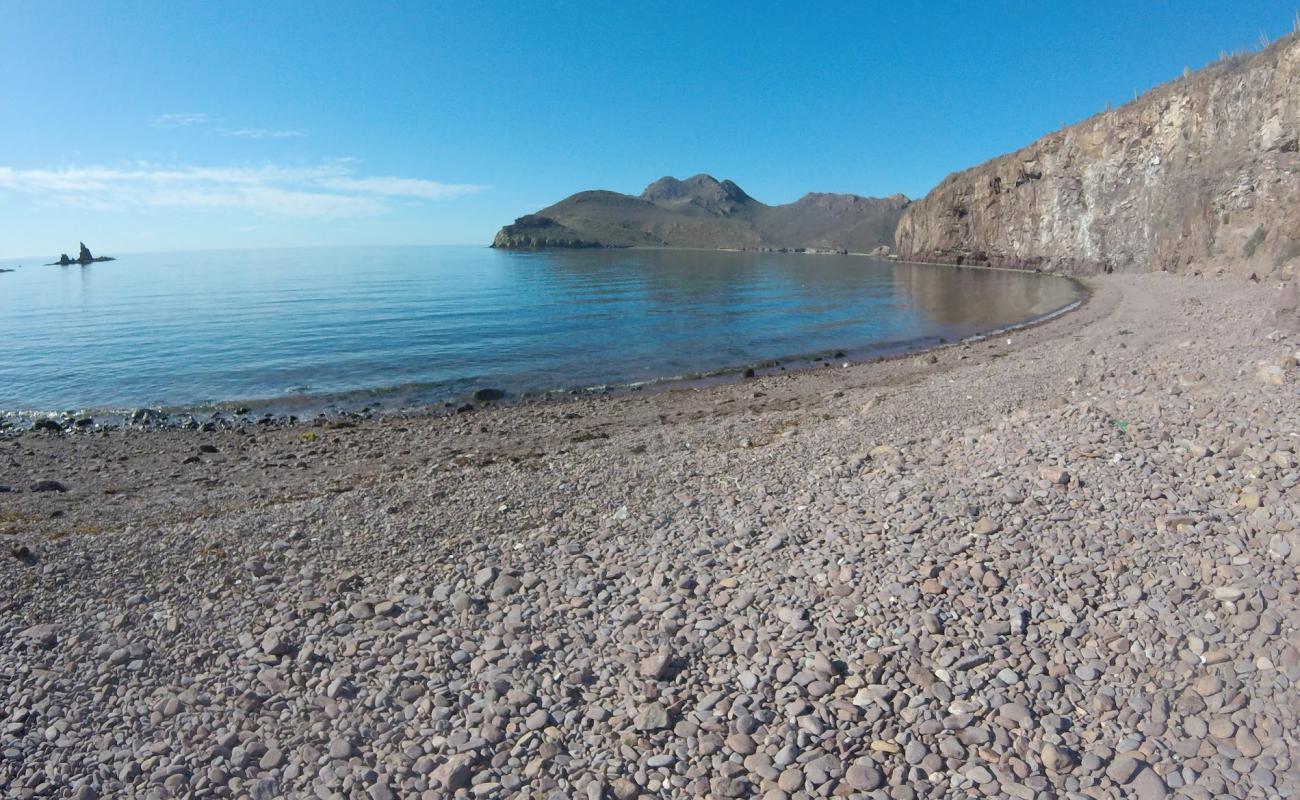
[0,246,1083,413]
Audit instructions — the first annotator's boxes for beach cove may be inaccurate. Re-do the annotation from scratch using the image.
[0,247,1083,421]
[3,271,1298,798]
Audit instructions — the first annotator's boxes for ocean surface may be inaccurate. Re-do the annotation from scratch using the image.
[0,246,1084,415]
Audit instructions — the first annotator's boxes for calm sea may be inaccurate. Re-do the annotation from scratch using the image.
[0,246,1083,414]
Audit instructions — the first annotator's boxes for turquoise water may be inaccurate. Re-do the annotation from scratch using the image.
[0,246,1083,414]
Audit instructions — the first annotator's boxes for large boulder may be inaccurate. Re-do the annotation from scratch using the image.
[1271,281,1300,332]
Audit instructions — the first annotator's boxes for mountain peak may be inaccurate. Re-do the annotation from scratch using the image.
[640,174,754,207]
[494,173,907,251]
[795,191,910,209]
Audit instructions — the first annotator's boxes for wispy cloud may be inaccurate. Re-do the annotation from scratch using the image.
[318,175,483,200]
[220,127,307,140]
[151,112,215,129]
[152,114,306,140]
[0,161,486,218]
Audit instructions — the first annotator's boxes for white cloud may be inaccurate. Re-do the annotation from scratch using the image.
[0,162,486,219]
[151,112,215,129]
[318,175,484,200]
[152,115,305,140]
[221,128,307,140]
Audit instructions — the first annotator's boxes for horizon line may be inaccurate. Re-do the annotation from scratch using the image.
[0,242,492,262]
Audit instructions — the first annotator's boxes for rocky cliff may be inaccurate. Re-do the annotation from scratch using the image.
[896,33,1300,276]
[492,174,909,253]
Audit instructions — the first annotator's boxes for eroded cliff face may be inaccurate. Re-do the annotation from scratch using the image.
[897,34,1300,276]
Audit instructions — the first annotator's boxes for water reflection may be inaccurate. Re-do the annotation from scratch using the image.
[891,261,1080,329]
[0,246,1084,412]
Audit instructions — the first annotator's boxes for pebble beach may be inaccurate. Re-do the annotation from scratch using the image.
[3,272,1299,799]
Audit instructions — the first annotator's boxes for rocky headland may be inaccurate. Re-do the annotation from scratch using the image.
[896,33,1300,277]
[492,175,909,254]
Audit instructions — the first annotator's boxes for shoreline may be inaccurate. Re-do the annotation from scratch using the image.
[506,243,1073,277]
[3,272,1297,799]
[3,270,1110,542]
[0,261,1087,432]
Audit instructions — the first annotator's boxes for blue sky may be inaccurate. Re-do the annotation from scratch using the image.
[1,1,1296,258]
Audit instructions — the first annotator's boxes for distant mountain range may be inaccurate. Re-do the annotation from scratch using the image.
[492,174,909,253]
[494,35,1300,274]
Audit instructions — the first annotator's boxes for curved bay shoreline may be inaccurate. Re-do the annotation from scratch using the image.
[0,263,1088,434]
[2,272,1299,799]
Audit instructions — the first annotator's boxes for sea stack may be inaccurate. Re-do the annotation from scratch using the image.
[49,243,115,266]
